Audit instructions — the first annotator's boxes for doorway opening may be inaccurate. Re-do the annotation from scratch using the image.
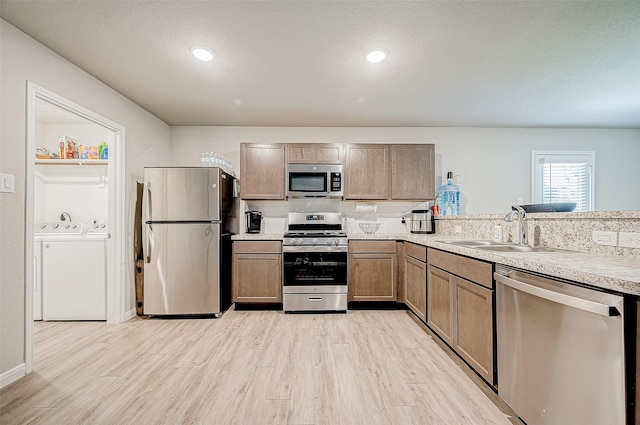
[25,82,127,374]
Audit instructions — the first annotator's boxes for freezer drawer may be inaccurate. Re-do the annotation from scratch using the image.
[144,167,227,222]
[143,223,221,315]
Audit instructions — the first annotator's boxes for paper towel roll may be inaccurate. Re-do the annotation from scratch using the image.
[355,203,377,213]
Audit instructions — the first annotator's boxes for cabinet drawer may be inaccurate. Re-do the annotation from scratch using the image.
[233,240,281,254]
[349,240,396,253]
[404,242,426,262]
[427,248,493,289]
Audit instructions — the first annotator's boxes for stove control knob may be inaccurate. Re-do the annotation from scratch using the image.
[297,238,304,245]
[312,238,318,245]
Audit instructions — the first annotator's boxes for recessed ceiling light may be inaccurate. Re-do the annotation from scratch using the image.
[190,46,215,62]
[365,48,388,64]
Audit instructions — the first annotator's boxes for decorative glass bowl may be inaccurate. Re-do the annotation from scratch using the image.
[359,223,381,234]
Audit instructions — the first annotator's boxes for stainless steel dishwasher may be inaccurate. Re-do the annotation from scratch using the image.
[495,265,626,425]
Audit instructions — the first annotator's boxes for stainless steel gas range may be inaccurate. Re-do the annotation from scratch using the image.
[282,212,348,312]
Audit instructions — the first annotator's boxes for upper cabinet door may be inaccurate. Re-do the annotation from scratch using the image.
[286,144,316,163]
[344,144,390,199]
[391,144,435,200]
[240,143,285,200]
[315,143,343,164]
[287,143,343,164]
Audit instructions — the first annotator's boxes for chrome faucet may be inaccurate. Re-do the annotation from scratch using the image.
[60,212,72,222]
[504,205,528,246]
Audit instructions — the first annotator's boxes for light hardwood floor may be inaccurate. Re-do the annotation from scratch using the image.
[1,309,522,425]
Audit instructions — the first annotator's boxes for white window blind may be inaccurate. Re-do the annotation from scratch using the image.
[531,151,595,212]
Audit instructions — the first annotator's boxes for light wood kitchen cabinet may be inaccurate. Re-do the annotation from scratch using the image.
[240,143,285,200]
[404,242,427,322]
[232,241,282,303]
[348,240,397,301]
[426,265,454,346]
[391,144,435,200]
[427,248,495,384]
[454,276,493,381]
[396,242,405,302]
[344,144,390,199]
[286,143,343,164]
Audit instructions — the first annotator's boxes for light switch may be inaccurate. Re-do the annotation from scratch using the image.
[592,231,617,246]
[0,173,15,193]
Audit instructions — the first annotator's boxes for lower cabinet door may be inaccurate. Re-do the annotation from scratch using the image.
[232,253,282,303]
[454,277,494,384]
[404,255,426,322]
[348,254,397,301]
[426,265,454,346]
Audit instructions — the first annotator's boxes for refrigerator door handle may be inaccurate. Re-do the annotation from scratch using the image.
[144,223,152,263]
[146,181,152,222]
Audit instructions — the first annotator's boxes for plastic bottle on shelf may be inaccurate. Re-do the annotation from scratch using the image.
[437,172,460,216]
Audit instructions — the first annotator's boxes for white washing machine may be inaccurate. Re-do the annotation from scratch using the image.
[34,222,107,321]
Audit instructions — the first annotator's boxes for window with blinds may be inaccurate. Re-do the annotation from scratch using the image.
[531,151,595,212]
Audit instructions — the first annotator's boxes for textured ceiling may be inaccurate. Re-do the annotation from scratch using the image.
[2,1,639,128]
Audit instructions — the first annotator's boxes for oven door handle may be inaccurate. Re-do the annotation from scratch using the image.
[282,245,348,253]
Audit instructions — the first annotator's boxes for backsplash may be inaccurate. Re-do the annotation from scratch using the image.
[245,199,427,234]
[436,211,640,259]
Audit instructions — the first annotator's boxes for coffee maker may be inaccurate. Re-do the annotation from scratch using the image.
[245,211,262,233]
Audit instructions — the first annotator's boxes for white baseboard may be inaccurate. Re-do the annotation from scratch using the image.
[124,308,137,321]
[0,363,26,389]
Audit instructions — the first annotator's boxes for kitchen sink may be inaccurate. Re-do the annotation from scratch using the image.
[474,245,562,253]
[438,240,498,246]
[438,239,565,253]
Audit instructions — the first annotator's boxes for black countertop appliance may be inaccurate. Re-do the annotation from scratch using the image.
[245,211,262,233]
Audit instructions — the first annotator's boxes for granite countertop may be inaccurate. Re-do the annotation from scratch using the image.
[232,233,284,241]
[232,232,640,296]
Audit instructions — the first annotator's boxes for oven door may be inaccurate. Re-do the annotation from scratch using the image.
[283,250,347,292]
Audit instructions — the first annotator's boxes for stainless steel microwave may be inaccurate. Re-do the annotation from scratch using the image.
[286,163,343,199]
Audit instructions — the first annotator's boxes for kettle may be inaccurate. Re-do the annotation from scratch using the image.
[410,209,435,234]
[245,211,262,234]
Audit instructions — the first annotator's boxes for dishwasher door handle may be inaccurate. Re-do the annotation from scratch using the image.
[495,273,620,317]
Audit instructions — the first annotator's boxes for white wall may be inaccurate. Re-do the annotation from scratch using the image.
[0,20,172,378]
[170,126,640,214]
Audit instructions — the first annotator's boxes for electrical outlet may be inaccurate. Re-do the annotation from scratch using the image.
[492,225,503,242]
[619,232,640,249]
[454,225,462,234]
[592,231,618,246]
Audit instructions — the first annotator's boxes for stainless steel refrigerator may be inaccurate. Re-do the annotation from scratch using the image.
[143,167,236,316]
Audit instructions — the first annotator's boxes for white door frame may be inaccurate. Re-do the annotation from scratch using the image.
[25,82,127,374]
